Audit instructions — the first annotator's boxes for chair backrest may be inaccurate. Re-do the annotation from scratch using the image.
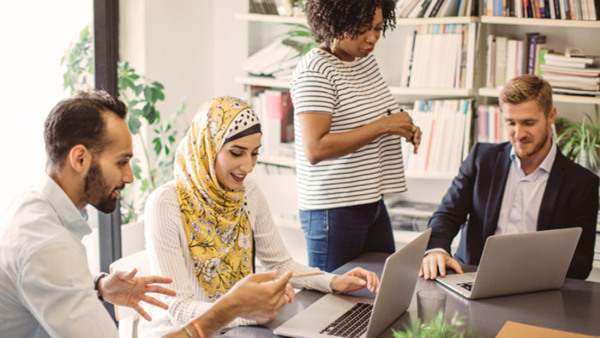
[121,220,146,258]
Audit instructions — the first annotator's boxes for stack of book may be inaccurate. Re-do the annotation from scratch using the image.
[477,105,508,143]
[250,0,295,16]
[240,37,301,81]
[396,0,472,18]
[485,0,600,20]
[400,24,476,89]
[540,51,600,95]
[402,99,473,174]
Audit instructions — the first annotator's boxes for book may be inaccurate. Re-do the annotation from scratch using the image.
[486,34,497,88]
[544,52,597,64]
[400,31,416,87]
[516,40,525,76]
[538,48,550,76]
[535,44,549,75]
[522,32,538,73]
[273,0,293,16]
[398,0,425,17]
[429,0,448,16]
[540,64,600,75]
[505,39,518,82]
[438,0,461,16]
[495,36,508,87]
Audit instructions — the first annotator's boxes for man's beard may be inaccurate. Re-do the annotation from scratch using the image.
[513,128,549,160]
[83,160,122,213]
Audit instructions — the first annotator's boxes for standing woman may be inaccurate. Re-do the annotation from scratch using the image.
[291,0,422,272]
[140,97,379,336]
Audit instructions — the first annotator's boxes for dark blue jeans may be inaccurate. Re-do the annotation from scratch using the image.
[299,199,395,272]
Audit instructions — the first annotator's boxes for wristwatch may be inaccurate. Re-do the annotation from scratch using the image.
[94,272,108,302]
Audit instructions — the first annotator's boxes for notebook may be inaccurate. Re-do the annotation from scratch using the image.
[274,229,431,338]
[436,227,581,299]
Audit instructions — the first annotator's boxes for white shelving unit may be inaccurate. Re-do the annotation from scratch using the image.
[237,11,600,260]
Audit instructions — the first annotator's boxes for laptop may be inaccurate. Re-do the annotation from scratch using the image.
[436,227,581,300]
[274,229,431,338]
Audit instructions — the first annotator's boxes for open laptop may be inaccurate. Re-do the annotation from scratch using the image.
[274,229,431,338]
[436,227,581,300]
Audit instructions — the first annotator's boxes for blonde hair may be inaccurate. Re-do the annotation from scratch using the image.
[500,75,553,116]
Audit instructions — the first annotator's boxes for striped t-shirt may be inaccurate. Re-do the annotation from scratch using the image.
[290,48,407,210]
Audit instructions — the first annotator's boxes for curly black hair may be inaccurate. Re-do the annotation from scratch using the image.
[305,0,397,46]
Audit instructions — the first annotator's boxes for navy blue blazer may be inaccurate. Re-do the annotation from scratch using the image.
[427,142,599,279]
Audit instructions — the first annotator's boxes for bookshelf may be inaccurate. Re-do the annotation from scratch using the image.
[236,8,600,204]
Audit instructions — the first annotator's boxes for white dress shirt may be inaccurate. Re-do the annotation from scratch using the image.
[139,178,335,337]
[0,174,117,338]
[495,143,556,235]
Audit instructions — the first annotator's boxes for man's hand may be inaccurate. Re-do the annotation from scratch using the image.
[330,267,380,294]
[419,251,463,280]
[216,271,293,325]
[98,268,176,321]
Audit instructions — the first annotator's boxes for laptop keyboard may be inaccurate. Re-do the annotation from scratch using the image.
[458,282,473,291]
[319,302,373,338]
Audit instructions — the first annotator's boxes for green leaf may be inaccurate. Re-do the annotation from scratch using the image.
[144,86,156,103]
[152,137,162,155]
[131,159,143,180]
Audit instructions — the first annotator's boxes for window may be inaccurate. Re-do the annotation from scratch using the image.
[0,1,93,212]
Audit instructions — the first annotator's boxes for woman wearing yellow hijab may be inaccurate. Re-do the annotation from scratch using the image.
[140,97,379,336]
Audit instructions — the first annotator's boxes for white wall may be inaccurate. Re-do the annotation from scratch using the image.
[120,0,249,126]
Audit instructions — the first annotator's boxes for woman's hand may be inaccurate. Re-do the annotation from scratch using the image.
[330,267,380,294]
[284,281,295,303]
[383,112,422,153]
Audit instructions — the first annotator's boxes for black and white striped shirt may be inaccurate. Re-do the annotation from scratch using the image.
[291,48,407,210]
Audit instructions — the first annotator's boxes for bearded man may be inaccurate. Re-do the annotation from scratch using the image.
[0,90,177,337]
[420,75,598,281]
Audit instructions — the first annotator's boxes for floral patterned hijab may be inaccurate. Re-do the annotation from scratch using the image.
[175,96,260,299]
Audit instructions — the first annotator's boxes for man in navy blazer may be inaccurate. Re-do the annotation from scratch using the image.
[420,75,598,280]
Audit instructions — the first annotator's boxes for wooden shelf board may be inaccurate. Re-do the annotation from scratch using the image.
[389,86,475,97]
[235,76,291,88]
[258,155,296,168]
[396,16,480,25]
[479,87,600,104]
[234,13,307,25]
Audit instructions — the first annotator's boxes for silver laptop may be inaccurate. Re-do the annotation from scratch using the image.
[274,229,431,338]
[436,227,581,300]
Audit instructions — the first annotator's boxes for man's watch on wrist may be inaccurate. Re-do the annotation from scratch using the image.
[94,272,108,302]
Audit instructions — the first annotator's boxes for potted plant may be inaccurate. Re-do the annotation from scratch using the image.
[555,104,600,172]
[392,311,477,338]
[62,25,186,224]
